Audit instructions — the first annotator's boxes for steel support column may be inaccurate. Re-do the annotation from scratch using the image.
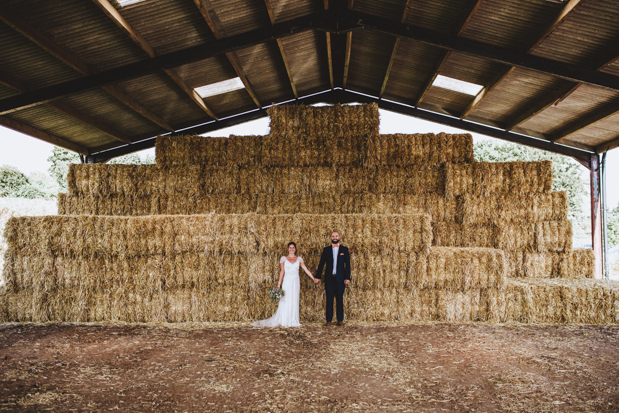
[590,153,603,279]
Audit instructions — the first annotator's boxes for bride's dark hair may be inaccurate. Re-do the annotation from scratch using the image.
[287,242,297,252]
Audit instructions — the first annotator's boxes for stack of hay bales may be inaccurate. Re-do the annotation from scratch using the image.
[2,103,618,324]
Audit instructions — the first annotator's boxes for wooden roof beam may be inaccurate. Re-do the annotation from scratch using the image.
[413,0,482,106]
[7,9,619,114]
[350,9,619,88]
[0,2,173,131]
[194,0,262,108]
[342,31,352,88]
[551,98,619,143]
[0,115,89,155]
[0,11,324,115]
[0,60,131,145]
[92,0,218,120]
[326,32,334,89]
[264,0,298,98]
[506,52,619,131]
[458,0,583,119]
[379,0,413,98]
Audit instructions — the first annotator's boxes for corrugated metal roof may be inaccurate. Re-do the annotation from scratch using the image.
[0,0,618,155]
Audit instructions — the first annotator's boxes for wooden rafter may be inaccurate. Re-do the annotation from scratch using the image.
[460,69,512,119]
[193,0,262,108]
[326,32,334,89]
[551,98,619,143]
[0,2,173,131]
[0,115,89,154]
[6,10,619,116]
[414,0,482,107]
[0,52,130,144]
[92,0,218,120]
[264,0,298,98]
[379,0,412,98]
[506,52,619,131]
[461,0,583,120]
[379,38,399,98]
[342,32,352,88]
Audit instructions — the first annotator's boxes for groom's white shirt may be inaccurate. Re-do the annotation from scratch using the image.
[332,244,339,275]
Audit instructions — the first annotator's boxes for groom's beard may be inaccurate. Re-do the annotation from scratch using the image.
[331,240,339,244]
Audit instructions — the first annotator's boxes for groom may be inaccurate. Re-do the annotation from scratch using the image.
[316,230,351,326]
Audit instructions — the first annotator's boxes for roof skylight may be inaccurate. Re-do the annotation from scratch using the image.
[195,78,246,98]
[117,0,147,6]
[431,75,484,96]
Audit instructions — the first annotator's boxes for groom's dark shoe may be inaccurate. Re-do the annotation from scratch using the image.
[324,322,332,327]
[337,321,344,326]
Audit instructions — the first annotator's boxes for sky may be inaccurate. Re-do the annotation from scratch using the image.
[1,109,618,210]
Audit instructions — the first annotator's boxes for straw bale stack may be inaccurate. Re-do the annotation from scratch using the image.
[523,248,595,279]
[66,164,451,198]
[365,133,474,167]
[450,161,553,197]
[3,102,608,324]
[496,221,572,253]
[492,278,619,324]
[156,135,262,167]
[267,103,379,137]
[457,192,568,224]
[424,247,505,290]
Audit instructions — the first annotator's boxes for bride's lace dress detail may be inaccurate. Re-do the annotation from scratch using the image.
[252,257,302,327]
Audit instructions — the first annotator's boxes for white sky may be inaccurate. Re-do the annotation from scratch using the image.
[0,109,618,209]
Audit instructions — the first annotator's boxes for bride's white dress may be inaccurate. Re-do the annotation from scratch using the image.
[252,256,302,327]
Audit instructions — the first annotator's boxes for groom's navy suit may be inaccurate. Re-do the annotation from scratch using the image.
[316,245,351,322]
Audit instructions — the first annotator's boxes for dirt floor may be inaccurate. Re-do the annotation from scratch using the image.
[1,322,618,412]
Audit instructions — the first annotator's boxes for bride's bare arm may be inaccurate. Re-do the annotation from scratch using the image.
[277,262,285,288]
[300,262,317,282]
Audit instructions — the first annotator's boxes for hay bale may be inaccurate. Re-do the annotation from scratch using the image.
[494,278,619,324]
[252,214,432,253]
[535,220,572,252]
[524,250,594,279]
[557,248,595,279]
[156,135,262,167]
[495,221,571,253]
[523,252,556,278]
[432,222,497,248]
[451,161,553,196]
[267,103,379,137]
[424,247,505,290]
[457,192,568,224]
[398,289,437,322]
[365,133,474,167]
[436,289,490,322]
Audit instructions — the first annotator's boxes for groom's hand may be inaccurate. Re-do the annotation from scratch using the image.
[314,278,320,284]
[344,280,350,285]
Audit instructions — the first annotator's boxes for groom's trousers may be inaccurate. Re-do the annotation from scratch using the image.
[325,277,346,322]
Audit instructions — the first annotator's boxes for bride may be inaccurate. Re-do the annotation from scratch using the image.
[252,242,319,327]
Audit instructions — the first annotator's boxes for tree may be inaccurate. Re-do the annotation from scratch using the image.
[48,147,80,192]
[108,153,155,165]
[608,204,619,247]
[0,166,30,197]
[474,140,589,237]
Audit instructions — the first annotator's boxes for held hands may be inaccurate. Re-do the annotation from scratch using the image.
[344,279,350,285]
[313,277,320,284]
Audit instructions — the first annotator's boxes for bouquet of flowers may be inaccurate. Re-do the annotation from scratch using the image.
[268,287,284,301]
